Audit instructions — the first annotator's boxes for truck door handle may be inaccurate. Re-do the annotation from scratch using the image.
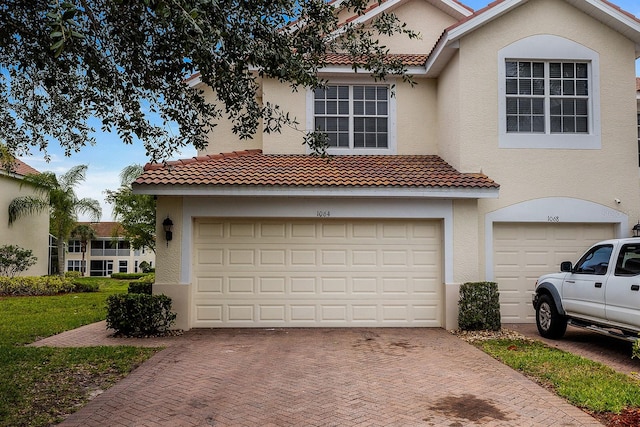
[632,285,640,291]
[566,280,575,284]
[595,283,602,288]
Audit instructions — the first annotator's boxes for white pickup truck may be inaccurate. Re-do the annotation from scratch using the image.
[532,238,640,341]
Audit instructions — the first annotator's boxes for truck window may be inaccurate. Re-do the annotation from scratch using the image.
[614,244,640,276]
[574,245,613,275]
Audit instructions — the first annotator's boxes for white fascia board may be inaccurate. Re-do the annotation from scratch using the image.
[437,0,474,18]
[447,0,523,42]
[573,0,640,45]
[133,185,499,199]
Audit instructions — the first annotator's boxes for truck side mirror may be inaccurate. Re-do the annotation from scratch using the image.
[560,261,573,272]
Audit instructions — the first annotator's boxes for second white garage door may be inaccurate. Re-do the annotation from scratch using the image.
[493,222,615,323]
[192,218,442,327]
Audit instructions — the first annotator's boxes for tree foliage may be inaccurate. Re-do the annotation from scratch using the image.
[8,164,102,275]
[0,0,418,161]
[105,165,156,253]
[0,245,37,277]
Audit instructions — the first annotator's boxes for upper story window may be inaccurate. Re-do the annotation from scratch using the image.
[68,239,82,253]
[506,61,589,134]
[307,82,396,154]
[498,35,600,150]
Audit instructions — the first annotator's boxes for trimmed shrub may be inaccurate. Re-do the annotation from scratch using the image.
[0,245,37,277]
[458,281,501,331]
[106,293,176,337]
[128,274,154,295]
[73,280,99,293]
[111,273,148,280]
[0,276,75,296]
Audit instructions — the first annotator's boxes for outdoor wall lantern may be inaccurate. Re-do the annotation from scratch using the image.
[633,222,640,238]
[163,216,174,245]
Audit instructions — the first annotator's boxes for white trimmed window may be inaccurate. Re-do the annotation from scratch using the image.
[67,260,83,272]
[68,239,82,253]
[307,82,396,154]
[498,35,600,149]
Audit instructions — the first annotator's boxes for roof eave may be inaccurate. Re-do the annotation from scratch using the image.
[132,185,499,199]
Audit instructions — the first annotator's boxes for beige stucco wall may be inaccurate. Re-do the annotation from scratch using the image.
[450,0,640,275]
[436,52,462,169]
[374,0,460,54]
[153,196,192,330]
[0,175,49,276]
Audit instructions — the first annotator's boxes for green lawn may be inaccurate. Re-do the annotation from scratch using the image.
[0,278,159,427]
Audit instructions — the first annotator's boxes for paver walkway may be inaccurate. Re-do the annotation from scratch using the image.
[33,324,603,426]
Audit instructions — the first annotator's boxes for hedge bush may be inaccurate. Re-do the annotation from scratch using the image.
[106,293,176,337]
[458,281,501,331]
[128,274,154,295]
[0,276,75,296]
[111,273,148,280]
[73,280,100,293]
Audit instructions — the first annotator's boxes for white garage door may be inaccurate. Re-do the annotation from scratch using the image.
[192,218,442,327]
[493,222,615,323]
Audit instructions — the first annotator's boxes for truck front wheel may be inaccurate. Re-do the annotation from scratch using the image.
[536,294,567,339]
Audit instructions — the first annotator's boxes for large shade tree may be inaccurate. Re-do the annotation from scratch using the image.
[0,0,417,161]
[8,164,102,275]
[105,165,157,253]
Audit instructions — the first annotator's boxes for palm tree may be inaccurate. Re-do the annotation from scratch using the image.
[8,164,102,276]
[70,224,97,276]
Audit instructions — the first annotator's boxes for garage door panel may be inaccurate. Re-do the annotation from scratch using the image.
[193,219,442,327]
[494,222,615,323]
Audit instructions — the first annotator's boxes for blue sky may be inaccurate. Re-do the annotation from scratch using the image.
[20,0,640,221]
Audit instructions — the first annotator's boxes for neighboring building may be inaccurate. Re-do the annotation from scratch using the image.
[134,0,640,331]
[66,222,155,276]
[0,159,50,276]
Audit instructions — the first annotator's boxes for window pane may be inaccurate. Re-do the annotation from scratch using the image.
[563,80,574,96]
[550,116,562,132]
[519,62,531,77]
[519,98,531,114]
[563,63,574,78]
[506,98,518,114]
[327,132,338,147]
[506,79,518,95]
[365,86,376,100]
[326,101,337,115]
[550,99,562,115]
[354,101,364,115]
[518,116,531,132]
[576,80,588,96]
[575,99,588,116]
[563,99,575,115]
[326,86,337,99]
[378,134,388,148]
[338,86,349,99]
[377,101,388,115]
[354,118,364,132]
[532,62,544,78]
[326,118,337,131]
[338,117,349,131]
[549,63,561,78]
[315,118,325,131]
[338,101,349,115]
[532,116,545,133]
[315,101,325,115]
[506,116,518,132]
[365,118,376,132]
[532,99,544,114]
[576,63,588,79]
[377,119,387,132]
[365,101,376,115]
[506,61,518,77]
[377,87,388,99]
[533,79,545,95]
[314,88,325,99]
[549,80,562,95]
[354,134,364,147]
[338,133,349,147]
[563,117,576,133]
[365,133,376,147]
[576,117,588,133]
[519,80,532,95]
[353,86,364,100]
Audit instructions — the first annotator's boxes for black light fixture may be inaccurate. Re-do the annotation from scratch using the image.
[162,216,174,245]
[633,222,640,238]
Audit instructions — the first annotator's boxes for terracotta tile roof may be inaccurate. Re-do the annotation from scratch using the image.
[135,150,499,190]
[2,158,40,176]
[76,222,125,238]
[323,53,428,66]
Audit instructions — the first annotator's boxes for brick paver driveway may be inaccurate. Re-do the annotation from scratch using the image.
[52,327,601,426]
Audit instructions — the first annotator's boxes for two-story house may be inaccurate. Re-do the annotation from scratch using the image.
[134,0,640,331]
[65,222,155,276]
[1,159,50,276]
